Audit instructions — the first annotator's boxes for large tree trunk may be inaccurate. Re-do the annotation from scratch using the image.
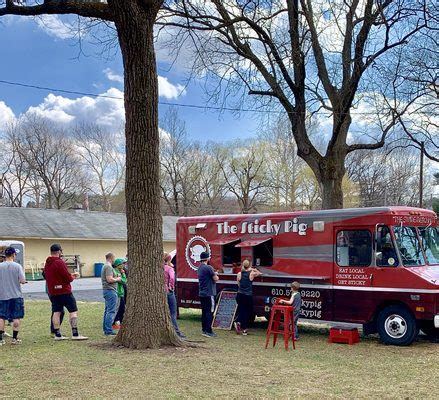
[111,0,181,349]
[292,100,347,210]
[317,112,350,209]
[317,156,346,209]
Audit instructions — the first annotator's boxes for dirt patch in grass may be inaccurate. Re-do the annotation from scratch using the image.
[1,301,438,399]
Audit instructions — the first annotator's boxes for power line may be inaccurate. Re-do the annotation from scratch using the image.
[0,79,281,114]
[2,78,436,116]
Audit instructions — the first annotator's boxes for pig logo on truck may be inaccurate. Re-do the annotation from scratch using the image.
[185,236,211,271]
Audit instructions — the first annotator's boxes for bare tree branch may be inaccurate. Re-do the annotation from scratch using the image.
[0,0,113,20]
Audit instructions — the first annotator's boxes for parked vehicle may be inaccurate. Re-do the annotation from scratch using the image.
[176,207,439,345]
[0,240,25,266]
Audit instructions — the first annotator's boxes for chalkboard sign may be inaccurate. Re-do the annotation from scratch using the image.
[212,290,238,330]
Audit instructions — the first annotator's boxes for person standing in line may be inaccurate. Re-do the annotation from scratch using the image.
[43,244,88,341]
[197,252,218,338]
[0,247,27,345]
[164,253,185,339]
[279,281,302,340]
[112,258,127,330]
[42,268,65,336]
[101,252,121,336]
[234,259,262,336]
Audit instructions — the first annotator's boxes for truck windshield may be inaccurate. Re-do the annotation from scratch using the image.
[393,226,425,266]
[418,226,439,265]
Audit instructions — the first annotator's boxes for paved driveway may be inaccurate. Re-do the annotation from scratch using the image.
[23,277,103,302]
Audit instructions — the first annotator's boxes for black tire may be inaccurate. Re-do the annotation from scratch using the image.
[377,305,417,346]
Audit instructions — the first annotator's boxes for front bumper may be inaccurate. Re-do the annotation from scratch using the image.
[435,315,439,328]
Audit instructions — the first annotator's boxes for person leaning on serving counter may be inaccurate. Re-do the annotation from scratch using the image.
[234,260,262,336]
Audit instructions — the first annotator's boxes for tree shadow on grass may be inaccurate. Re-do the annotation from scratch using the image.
[88,338,209,354]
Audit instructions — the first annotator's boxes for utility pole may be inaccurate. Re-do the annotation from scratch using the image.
[420,141,425,208]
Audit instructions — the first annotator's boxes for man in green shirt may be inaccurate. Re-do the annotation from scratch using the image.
[113,258,127,329]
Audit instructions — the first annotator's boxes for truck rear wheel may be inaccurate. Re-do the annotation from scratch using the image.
[377,305,417,346]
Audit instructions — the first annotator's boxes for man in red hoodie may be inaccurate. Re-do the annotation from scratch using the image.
[44,244,88,341]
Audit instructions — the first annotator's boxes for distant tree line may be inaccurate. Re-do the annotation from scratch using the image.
[0,115,125,211]
[159,109,437,216]
[0,111,436,215]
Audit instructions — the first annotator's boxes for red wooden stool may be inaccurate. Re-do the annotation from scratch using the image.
[265,300,296,351]
[328,326,360,345]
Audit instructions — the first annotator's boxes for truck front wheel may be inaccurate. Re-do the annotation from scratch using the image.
[377,305,417,346]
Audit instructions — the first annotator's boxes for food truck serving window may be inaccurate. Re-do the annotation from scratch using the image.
[336,230,372,267]
[209,238,242,266]
[236,237,273,267]
[222,240,241,265]
[253,239,273,267]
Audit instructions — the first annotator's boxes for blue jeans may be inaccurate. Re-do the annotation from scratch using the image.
[103,290,118,334]
[167,292,182,335]
[294,313,299,339]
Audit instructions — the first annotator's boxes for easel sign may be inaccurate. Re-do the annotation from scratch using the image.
[212,290,238,330]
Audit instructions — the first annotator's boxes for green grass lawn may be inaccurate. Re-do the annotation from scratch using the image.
[1,301,439,399]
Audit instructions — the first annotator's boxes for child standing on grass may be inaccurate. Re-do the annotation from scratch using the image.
[279,281,301,339]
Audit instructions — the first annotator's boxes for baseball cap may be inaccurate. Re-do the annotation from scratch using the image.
[113,258,127,267]
[50,243,63,252]
[4,247,16,257]
[200,251,210,261]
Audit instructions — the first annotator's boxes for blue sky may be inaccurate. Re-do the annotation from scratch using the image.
[0,15,260,142]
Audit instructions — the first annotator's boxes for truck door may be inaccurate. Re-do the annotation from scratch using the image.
[333,227,374,323]
[371,224,408,290]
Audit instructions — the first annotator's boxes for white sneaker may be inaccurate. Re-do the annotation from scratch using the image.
[54,335,69,341]
[71,335,88,341]
[0,339,5,346]
[11,338,22,345]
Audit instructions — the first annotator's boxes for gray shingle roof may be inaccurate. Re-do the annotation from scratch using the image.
[0,207,177,241]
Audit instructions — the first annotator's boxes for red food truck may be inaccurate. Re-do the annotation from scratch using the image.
[175,206,439,345]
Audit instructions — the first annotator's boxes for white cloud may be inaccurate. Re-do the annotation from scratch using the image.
[159,128,172,143]
[101,70,186,99]
[1,76,186,136]
[25,88,125,133]
[103,68,123,84]
[35,15,77,40]
[158,76,186,99]
[0,101,15,132]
